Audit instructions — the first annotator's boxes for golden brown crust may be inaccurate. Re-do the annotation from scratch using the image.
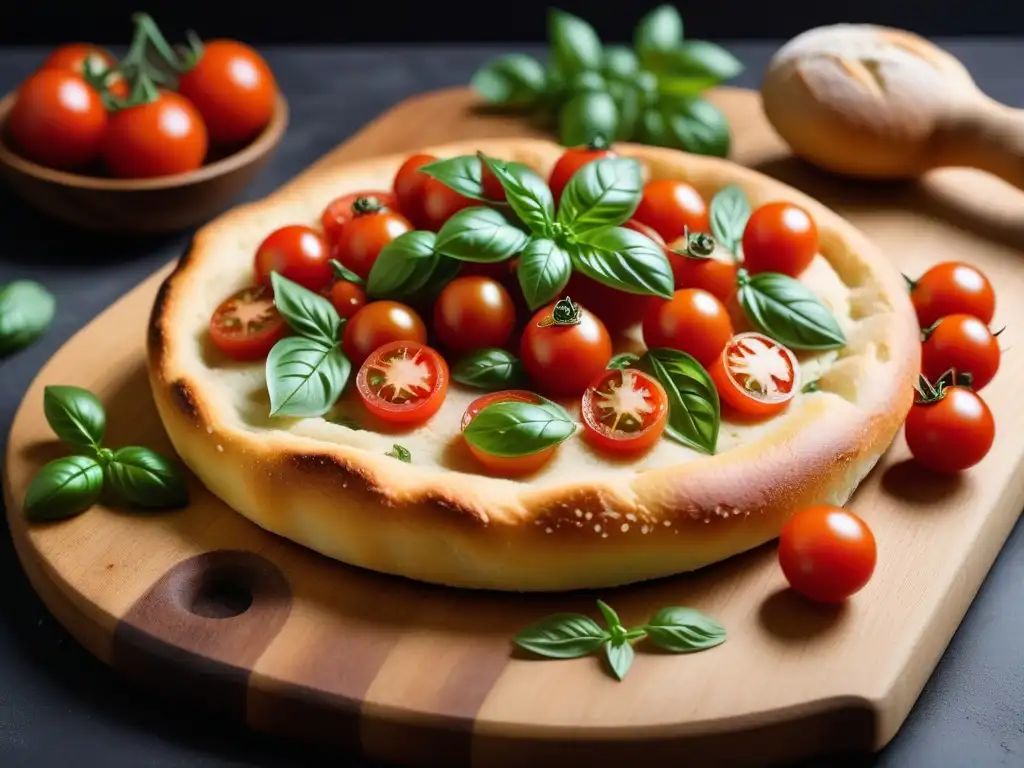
[147,138,920,591]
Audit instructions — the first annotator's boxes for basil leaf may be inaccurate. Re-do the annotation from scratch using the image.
[559,91,618,148]
[604,639,634,681]
[607,80,641,141]
[709,184,751,254]
[451,348,525,391]
[549,9,603,77]
[330,259,364,285]
[105,446,189,509]
[418,155,492,203]
[567,70,606,95]
[607,352,639,370]
[0,280,55,356]
[463,400,575,458]
[43,385,106,451]
[643,607,727,652]
[638,106,668,146]
[738,271,847,350]
[414,254,461,301]
[270,272,341,345]
[572,226,674,299]
[385,444,411,463]
[602,46,639,80]
[637,348,720,454]
[517,237,572,310]
[435,207,529,263]
[557,157,643,235]
[266,337,350,418]
[659,96,731,158]
[471,53,546,107]
[514,613,610,659]
[596,599,623,630]
[635,4,684,56]
[479,155,554,235]
[657,75,722,98]
[643,41,744,82]
[367,230,439,299]
[23,455,104,522]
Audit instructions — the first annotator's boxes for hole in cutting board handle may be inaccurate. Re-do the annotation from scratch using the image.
[187,566,255,619]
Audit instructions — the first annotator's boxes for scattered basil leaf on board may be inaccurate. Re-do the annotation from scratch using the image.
[104,446,189,509]
[367,230,439,299]
[479,154,555,235]
[23,455,104,522]
[556,157,643,236]
[270,272,341,345]
[709,184,751,255]
[637,348,720,454]
[548,9,603,77]
[605,639,635,681]
[657,96,731,158]
[418,155,493,202]
[0,280,56,356]
[643,607,728,653]
[596,599,623,631]
[737,270,847,350]
[435,207,530,263]
[43,385,106,453]
[607,352,639,370]
[266,337,350,418]
[634,4,683,58]
[517,237,572,309]
[559,91,618,149]
[451,348,526,391]
[386,444,412,463]
[462,400,576,458]
[573,226,675,299]
[470,53,547,107]
[329,259,365,285]
[513,613,610,658]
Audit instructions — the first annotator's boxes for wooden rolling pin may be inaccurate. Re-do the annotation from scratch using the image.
[761,24,1024,189]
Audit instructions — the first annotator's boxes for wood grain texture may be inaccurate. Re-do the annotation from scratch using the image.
[4,86,1024,767]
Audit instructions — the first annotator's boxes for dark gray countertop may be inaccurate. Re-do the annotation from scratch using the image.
[1,41,1022,768]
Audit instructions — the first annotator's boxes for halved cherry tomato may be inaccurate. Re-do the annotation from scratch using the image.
[356,340,449,425]
[520,299,613,398]
[548,139,617,204]
[778,506,877,604]
[709,332,801,418]
[331,197,413,280]
[208,284,288,361]
[320,190,398,247]
[742,202,818,277]
[581,368,668,455]
[921,314,1000,392]
[253,225,333,292]
[666,234,739,301]
[904,384,995,473]
[433,276,516,354]
[103,90,208,178]
[642,288,733,366]
[326,280,367,320]
[461,390,556,476]
[908,261,996,329]
[633,179,710,242]
[342,300,427,366]
[393,153,436,229]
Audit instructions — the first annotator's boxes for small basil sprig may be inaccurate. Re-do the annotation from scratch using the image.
[708,184,751,256]
[637,348,720,454]
[514,600,726,681]
[451,348,526,391]
[24,385,189,522]
[736,269,847,351]
[0,279,56,357]
[462,398,576,458]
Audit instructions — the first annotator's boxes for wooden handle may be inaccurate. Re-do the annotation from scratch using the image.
[938,97,1024,190]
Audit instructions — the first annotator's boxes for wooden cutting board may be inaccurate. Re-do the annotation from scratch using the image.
[5,86,1024,767]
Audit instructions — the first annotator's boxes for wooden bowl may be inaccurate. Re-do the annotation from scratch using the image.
[0,91,289,234]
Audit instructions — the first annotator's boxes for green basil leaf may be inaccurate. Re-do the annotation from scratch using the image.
[414,254,461,301]
[559,91,618,149]
[637,348,720,454]
[557,156,643,235]
[435,207,529,263]
[709,184,751,254]
[462,400,575,458]
[606,80,641,141]
[451,348,526,391]
[635,4,684,56]
[643,41,744,82]
[330,259,365,285]
[638,106,668,146]
[567,70,607,95]
[596,599,623,630]
[659,96,731,158]
[385,444,411,463]
[270,272,341,345]
[738,271,847,350]
[657,74,722,98]
[514,613,610,659]
[479,155,554,235]
[105,446,189,509]
[23,455,104,522]
[43,385,106,451]
[607,352,639,370]
[418,155,494,203]
[266,337,350,418]
[366,230,439,299]
[602,46,640,80]
[604,638,634,681]
[517,237,572,310]
[470,53,546,107]
[572,226,674,299]
[643,607,727,652]
[0,280,56,356]
[549,9,603,77]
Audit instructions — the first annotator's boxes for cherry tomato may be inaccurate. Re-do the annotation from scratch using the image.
[177,39,277,145]
[461,390,557,476]
[393,153,436,229]
[253,225,333,292]
[904,385,995,473]
[102,91,208,179]
[342,301,427,366]
[908,261,996,329]
[332,197,413,281]
[581,368,668,455]
[41,43,128,99]
[921,314,1000,392]
[741,202,818,277]
[642,288,734,366]
[633,179,710,242]
[207,284,288,361]
[520,299,613,398]
[433,276,516,354]
[320,190,398,247]
[709,332,801,418]
[356,340,448,426]
[548,139,617,204]
[622,218,666,246]
[778,506,877,604]
[666,234,739,301]
[560,274,655,333]
[327,280,367,320]
[423,176,477,230]
[8,69,107,170]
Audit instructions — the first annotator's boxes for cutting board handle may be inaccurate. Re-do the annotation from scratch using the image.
[939,97,1024,190]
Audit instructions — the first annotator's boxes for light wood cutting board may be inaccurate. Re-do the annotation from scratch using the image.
[5,86,1024,767]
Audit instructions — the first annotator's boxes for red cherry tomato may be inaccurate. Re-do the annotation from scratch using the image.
[326,280,367,320]
[102,91,208,179]
[908,261,996,329]
[422,176,477,230]
[331,197,413,281]
[253,225,333,292]
[342,300,427,366]
[356,340,448,425]
[581,368,668,455]
[42,43,116,74]
[709,332,801,418]
[642,288,734,366]
[904,385,995,473]
[392,153,436,229]
[8,69,107,170]
[778,506,877,604]
[207,284,288,361]
[632,179,710,242]
[461,390,557,476]
[666,234,739,302]
[433,276,516,354]
[560,274,656,333]
[520,300,613,398]
[176,39,277,145]
[741,202,818,277]
[548,140,617,204]
[622,218,666,246]
[320,190,398,247]
[921,314,1001,392]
